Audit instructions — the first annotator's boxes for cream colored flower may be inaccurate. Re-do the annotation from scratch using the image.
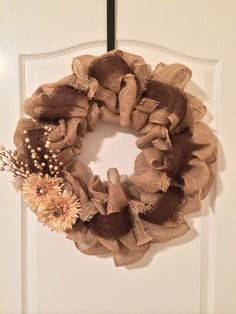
[22,173,63,212]
[37,190,81,232]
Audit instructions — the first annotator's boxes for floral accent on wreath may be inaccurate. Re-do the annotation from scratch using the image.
[22,173,63,213]
[0,50,217,266]
[0,144,80,232]
[37,190,81,232]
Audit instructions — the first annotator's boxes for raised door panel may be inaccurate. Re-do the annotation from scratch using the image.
[21,40,219,314]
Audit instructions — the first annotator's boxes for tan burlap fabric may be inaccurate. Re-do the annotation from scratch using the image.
[14,50,216,266]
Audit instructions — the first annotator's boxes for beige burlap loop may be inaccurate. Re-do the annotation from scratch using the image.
[62,173,97,222]
[134,148,166,177]
[154,131,174,149]
[118,74,137,127]
[168,112,180,131]
[121,50,145,67]
[94,85,118,113]
[131,98,159,131]
[127,184,142,200]
[67,222,110,255]
[47,119,65,141]
[65,118,83,145]
[131,110,149,131]
[52,138,82,156]
[77,118,88,137]
[107,168,128,214]
[45,118,86,154]
[142,147,166,170]
[175,93,206,132]
[136,124,168,149]
[54,143,81,165]
[62,171,87,200]
[113,232,150,266]
[146,220,190,242]
[100,106,120,124]
[190,122,217,162]
[153,138,171,152]
[153,63,192,89]
[5,49,217,266]
[134,152,150,175]
[138,123,160,135]
[66,160,93,185]
[128,169,171,194]
[181,158,210,194]
[149,109,170,126]
[90,198,107,215]
[181,193,201,214]
[88,175,108,203]
[72,55,96,76]
[96,236,121,252]
[200,163,216,200]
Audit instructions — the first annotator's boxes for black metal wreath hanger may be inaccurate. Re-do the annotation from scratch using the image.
[107,0,115,51]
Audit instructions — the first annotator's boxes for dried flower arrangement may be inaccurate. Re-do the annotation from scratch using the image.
[0,50,217,266]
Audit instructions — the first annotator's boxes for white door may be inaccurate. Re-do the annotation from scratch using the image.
[0,1,235,313]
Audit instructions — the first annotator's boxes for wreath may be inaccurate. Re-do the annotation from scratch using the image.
[0,50,217,266]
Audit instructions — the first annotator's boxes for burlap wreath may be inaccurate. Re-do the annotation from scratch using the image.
[0,50,217,266]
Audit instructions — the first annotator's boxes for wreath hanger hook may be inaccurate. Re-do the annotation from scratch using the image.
[107,0,116,52]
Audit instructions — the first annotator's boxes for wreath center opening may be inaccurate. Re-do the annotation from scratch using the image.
[79,121,139,180]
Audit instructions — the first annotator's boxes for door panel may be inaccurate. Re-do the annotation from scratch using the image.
[20,40,218,314]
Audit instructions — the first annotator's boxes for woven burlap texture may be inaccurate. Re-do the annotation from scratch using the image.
[15,50,216,266]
